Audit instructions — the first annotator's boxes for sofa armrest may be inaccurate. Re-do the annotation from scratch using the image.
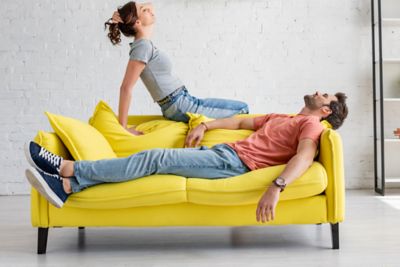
[31,188,49,227]
[318,129,345,223]
[30,131,70,227]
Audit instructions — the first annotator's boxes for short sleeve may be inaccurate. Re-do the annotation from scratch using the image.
[129,40,153,64]
[253,114,271,130]
[299,118,324,145]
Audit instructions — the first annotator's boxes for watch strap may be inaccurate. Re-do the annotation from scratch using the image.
[272,177,286,192]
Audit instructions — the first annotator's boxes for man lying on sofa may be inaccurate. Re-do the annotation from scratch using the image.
[24,91,348,223]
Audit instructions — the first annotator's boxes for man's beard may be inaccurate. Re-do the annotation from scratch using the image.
[304,95,319,110]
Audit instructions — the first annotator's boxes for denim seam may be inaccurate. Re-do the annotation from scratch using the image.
[197,105,247,112]
[72,162,85,192]
[171,94,246,113]
[69,177,81,193]
[196,98,248,112]
[164,165,227,170]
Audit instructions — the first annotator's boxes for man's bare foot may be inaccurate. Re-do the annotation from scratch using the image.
[63,178,72,194]
[60,160,75,177]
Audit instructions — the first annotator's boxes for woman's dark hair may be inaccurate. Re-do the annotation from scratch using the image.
[104,1,138,45]
[324,92,348,130]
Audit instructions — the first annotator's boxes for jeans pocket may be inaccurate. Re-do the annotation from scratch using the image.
[162,101,189,123]
[162,103,178,119]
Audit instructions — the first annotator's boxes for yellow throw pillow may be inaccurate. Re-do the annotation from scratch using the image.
[89,101,189,157]
[45,112,117,161]
[33,131,72,160]
[186,113,255,147]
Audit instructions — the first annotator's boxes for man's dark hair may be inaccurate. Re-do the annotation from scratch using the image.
[324,92,348,130]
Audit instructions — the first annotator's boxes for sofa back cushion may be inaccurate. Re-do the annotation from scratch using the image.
[187,113,258,147]
[187,113,333,149]
[89,101,189,157]
[46,112,116,160]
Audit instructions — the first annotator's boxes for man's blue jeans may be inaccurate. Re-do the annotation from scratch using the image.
[160,87,249,123]
[69,144,250,193]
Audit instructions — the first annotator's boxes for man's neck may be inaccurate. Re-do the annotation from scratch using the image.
[298,107,322,119]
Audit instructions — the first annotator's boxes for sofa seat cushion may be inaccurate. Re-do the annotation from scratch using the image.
[65,175,187,209]
[187,162,327,206]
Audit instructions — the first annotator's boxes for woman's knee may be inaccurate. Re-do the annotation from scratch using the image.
[238,102,249,114]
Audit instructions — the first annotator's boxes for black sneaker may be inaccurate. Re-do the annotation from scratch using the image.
[25,167,69,208]
[24,141,63,175]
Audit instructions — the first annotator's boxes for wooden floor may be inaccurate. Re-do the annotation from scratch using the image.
[1,190,400,267]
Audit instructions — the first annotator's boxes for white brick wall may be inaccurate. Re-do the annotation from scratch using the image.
[0,0,374,194]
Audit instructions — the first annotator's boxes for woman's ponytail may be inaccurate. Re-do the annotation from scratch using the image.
[104,21,122,45]
[104,2,138,45]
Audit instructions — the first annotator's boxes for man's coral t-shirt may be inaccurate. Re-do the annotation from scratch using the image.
[227,114,325,170]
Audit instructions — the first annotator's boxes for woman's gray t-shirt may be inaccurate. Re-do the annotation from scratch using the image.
[129,39,183,101]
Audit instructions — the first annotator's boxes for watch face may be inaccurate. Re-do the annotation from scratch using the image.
[276,177,286,186]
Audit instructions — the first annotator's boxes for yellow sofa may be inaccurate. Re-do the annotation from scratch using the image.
[30,114,345,254]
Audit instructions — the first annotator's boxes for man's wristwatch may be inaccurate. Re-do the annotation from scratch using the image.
[272,177,287,192]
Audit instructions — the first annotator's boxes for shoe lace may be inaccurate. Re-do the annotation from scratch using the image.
[47,172,63,181]
[39,148,62,167]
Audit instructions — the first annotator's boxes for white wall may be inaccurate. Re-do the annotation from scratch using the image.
[0,0,374,194]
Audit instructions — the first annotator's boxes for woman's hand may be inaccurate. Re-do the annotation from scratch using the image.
[185,124,207,148]
[126,126,143,136]
[112,11,123,24]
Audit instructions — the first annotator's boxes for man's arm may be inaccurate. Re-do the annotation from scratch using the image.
[203,116,256,131]
[256,138,318,223]
[185,116,258,147]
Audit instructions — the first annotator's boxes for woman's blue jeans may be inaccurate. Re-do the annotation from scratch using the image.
[69,144,250,193]
[159,87,249,123]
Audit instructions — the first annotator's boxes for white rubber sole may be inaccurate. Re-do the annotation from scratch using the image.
[25,167,64,208]
[24,142,41,172]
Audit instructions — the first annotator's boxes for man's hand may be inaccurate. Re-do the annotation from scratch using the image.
[126,126,143,136]
[185,124,207,147]
[256,185,281,223]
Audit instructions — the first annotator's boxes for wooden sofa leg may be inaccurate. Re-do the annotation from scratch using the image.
[78,227,85,230]
[330,223,339,249]
[38,227,49,254]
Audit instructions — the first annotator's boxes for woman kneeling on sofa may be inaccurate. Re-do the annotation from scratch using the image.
[25,92,348,223]
[104,1,249,135]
